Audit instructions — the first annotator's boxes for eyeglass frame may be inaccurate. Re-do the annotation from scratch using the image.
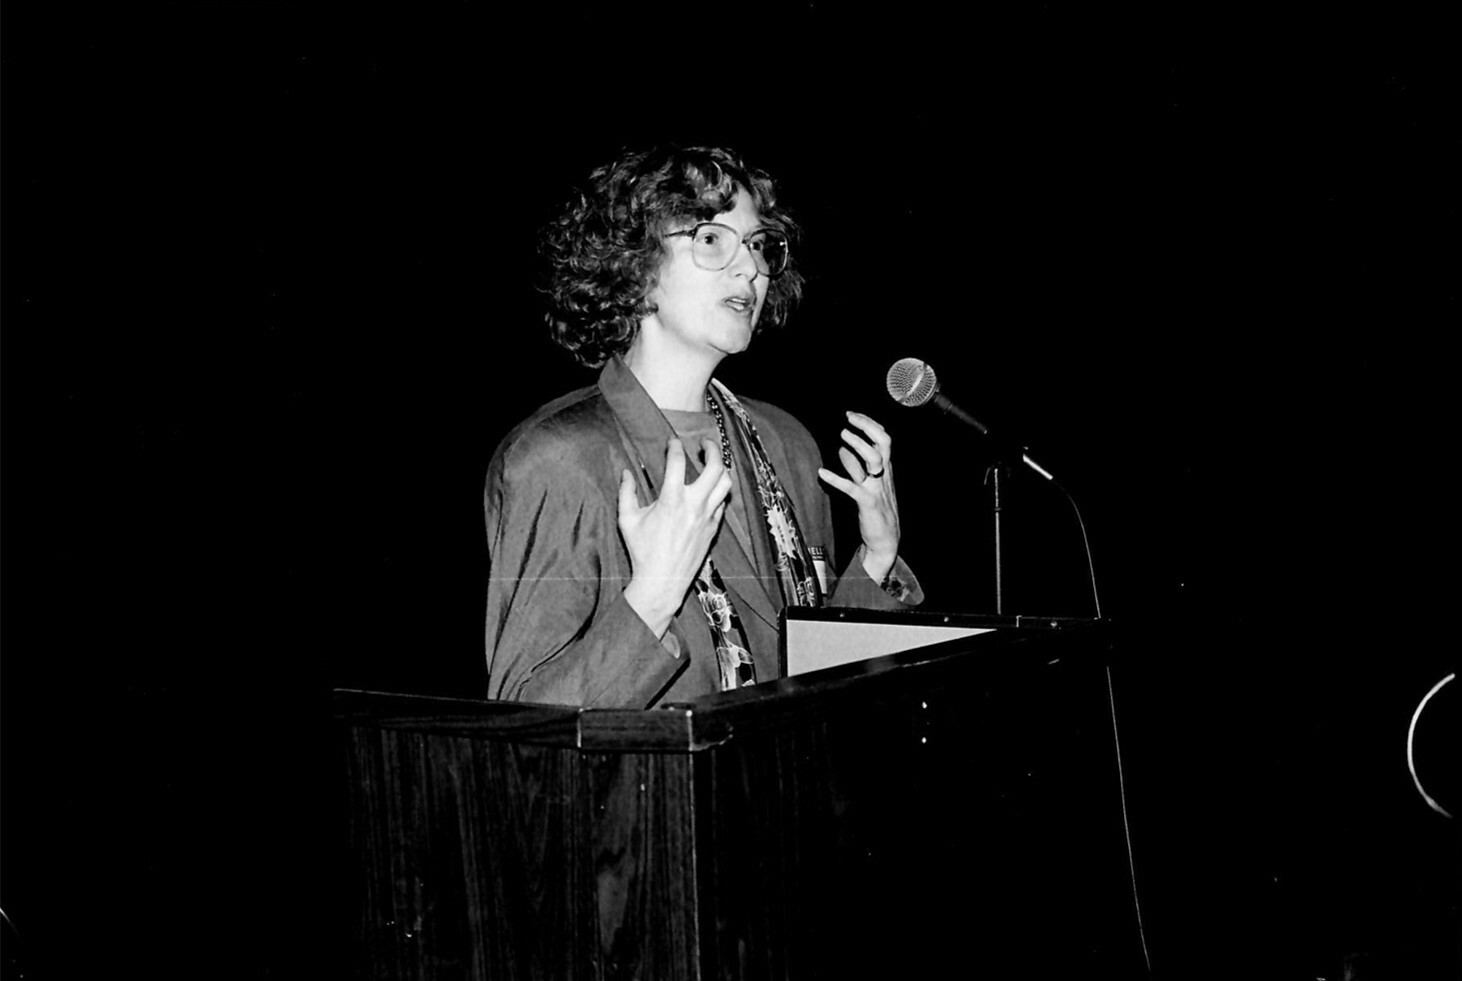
[663,222,791,278]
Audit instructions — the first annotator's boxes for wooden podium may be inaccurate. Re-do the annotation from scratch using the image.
[334,613,1147,979]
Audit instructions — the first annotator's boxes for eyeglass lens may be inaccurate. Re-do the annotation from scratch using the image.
[691,224,788,276]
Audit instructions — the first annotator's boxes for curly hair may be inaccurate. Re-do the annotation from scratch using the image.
[540,145,804,368]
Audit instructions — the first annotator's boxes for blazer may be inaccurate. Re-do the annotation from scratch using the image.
[484,356,922,708]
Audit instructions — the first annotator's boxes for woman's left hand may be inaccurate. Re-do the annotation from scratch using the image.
[817,410,901,584]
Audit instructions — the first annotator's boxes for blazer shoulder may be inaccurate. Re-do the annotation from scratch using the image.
[489,384,619,484]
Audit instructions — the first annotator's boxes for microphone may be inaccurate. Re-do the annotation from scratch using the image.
[885,356,1103,620]
[885,358,1054,481]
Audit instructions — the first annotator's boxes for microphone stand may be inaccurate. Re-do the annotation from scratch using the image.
[985,463,1006,614]
[923,388,1099,618]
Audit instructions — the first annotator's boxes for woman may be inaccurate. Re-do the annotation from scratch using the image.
[485,145,921,708]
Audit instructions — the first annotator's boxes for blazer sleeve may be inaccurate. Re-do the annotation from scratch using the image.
[483,431,687,708]
[826,545,925,610]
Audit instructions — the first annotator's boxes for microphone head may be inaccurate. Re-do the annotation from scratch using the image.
[886,357,939,407]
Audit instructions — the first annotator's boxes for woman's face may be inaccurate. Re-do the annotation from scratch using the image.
[642,188,771,362]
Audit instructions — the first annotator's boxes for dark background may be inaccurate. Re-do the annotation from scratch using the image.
[3,2,1457,978]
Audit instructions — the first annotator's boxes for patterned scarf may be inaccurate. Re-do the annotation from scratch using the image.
[693,381,823,691]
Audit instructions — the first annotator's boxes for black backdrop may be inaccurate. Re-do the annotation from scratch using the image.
[3,3,1457,978]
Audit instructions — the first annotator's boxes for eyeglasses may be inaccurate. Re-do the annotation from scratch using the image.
[665,222,790,278]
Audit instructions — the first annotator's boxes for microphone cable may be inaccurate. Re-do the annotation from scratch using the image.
[1054,476,1103,620]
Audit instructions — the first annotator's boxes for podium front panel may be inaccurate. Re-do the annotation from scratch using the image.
[334,618,1145,979]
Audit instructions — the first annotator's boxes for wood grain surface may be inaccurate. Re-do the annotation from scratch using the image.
[336,620,1145,978]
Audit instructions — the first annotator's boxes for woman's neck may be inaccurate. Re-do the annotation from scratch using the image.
[624,333,721,411]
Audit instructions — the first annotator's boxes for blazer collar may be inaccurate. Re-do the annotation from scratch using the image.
[598,356,682,488]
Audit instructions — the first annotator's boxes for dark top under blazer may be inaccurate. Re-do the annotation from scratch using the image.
[484,357,921,708]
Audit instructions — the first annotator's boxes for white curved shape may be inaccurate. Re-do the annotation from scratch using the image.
[1407,672,1455,819]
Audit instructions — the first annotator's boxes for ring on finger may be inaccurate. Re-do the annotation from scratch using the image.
[865,466,885,480]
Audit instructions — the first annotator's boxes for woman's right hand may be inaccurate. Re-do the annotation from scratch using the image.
[618,437,732,637]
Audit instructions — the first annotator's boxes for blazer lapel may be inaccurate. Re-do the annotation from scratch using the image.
[599,358,678,490]
[714,389,783,632]
[710,521,780,633]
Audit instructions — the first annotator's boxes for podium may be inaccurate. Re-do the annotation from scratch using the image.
[334,613,1147,979]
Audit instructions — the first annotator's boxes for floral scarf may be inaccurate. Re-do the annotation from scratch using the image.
[694,381,823,690]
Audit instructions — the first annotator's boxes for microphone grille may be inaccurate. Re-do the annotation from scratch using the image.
[886,358,938,407]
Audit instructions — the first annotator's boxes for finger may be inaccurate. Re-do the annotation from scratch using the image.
[845,411,892,452]
[838,446,869,482]
[708,468,734,508]
[692,437,725,484]
[617,468,641,518]
[818,466,865,500]
[840,429,881,472]
[662,438,686,491]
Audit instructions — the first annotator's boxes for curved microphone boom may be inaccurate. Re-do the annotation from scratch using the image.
[885,358,1053,480]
